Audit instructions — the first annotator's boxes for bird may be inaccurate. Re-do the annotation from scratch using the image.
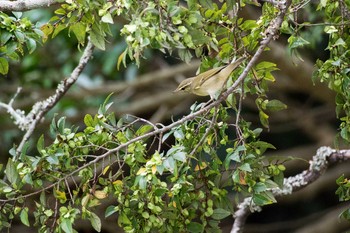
[173,57,245,99]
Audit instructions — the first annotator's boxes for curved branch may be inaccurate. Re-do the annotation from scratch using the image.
[0,0,58,11]
[231,147,350,233]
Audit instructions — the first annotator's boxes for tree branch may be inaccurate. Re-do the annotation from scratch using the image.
[0,87,27,128]
[0,0,57,11]
[15,40,94,156]
[220,0,290,101]
[231,147,350,233]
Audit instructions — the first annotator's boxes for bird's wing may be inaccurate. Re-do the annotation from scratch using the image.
[195,57,246,89]
[196,66,226,88]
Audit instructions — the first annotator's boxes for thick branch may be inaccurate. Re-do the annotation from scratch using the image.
[231,147,350,233]
[0,0,57,11]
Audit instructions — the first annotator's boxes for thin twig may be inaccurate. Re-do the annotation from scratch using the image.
[189,106,219,157]
[234,82,245,144]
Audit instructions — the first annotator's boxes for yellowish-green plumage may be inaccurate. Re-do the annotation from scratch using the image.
[174,57,245,99]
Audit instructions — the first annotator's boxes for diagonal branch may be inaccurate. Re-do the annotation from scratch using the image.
[221,0,290,102]
[15,40,94,156]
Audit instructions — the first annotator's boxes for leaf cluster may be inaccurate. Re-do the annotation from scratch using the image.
[0,12,43,75]
[0,97,286,232]
[310,1,350,142]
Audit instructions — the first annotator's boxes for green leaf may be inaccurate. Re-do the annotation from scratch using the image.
[14,31,25,43]
[12,12,23,19]
[154,187,167,196]
[187,222,204,233]
[224,145,245,169]
[70,22,86,45]
[136,125,153,136]
[340,208,350,220]
[40,23,54,42]
[251,141,275,154]
[320,0,327,7]
[211,208,231,220]
[26,38,36,54]
[33,28,44,38]
[253,182,267,193]
[173,129,184,140]
[3,186,13,193]
[89,212,101,232]
[5,158,19,185]
[0,31,12,45]
[259,110,269,128]
[47,155,59,165]
[162,131,172,143]
[173,151,186,162]
[333,38,346,48]
[52,24,66,38]
[57,117,66,134]
[101,13,114,24]
[239,163,252,172]
[20,208,30,226]
[253,192,276,206]
[54,8,66,15]
[142,211,149,218]
[274,171,284,188]
[84,114,95,127]
[265,99,287,112]
[118,212,131,226]
[187,0,197,9]
[288,35,310,49]
[240,19,258,31]
[163,156,176,173]
[37,135,45,154]
[178,49,192,63]
[6,41,18,56]
[199,0,214,9]
[61,218,73,233]
[105,205,117,218]
[135,150,147,163]
[138,175,147,190]
[0,57,9,75]
[90,25,106,50]
[50,115,58,136]
[255,61,277,70]
[228,150,241,162]
[98,93,114,115]
[324,25,337,34]
[117,50,127,70]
